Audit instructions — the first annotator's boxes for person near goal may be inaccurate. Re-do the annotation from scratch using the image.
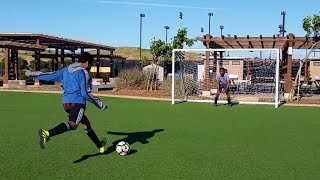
[213,67,232,106]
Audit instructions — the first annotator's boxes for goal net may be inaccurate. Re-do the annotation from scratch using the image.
[171,48,281,108]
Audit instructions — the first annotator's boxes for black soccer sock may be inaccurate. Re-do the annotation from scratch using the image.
[227,98,231,104]
[85,128,103,148]
[48,122,70,137]
[214,94,219,104]
[227,93,231,104]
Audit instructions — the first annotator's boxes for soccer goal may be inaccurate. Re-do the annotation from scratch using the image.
[171,48,281,108]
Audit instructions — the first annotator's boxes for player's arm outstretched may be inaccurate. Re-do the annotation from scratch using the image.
[24,68,64,82]
[79,69,107,110]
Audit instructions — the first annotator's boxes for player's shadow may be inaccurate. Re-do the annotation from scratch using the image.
[105,129,164,154]
[73,129,164,163]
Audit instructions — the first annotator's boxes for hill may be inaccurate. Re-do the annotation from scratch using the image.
[87,47,153,60]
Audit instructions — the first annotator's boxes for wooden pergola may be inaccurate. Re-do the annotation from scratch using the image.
[196,33,319,93]
[0,33,124,88]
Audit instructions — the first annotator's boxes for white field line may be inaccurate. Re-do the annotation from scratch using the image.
[0,89,170,101]
[1,89,320,107]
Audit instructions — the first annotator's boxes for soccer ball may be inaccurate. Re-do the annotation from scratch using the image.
[116,141,130,156]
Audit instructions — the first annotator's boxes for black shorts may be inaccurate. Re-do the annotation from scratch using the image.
[218,84,229,93]
[63,103,88,125]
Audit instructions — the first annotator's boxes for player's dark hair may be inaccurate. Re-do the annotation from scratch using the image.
[78,52,94,65]
[219,67,225,71]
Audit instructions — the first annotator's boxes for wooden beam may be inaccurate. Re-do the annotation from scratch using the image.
[304,60,309,83]
[3,48,9,88]
[223,40,234,48]
[234,35,244,48]
[203,34,211,90]
[272,35,276,48]
[55,48,59,71]
[110,50,114,77]
[260,35,264,48]
[96,49,100,78]
[284,41,293,93]
[297,37,308,49]
[0,41,47,51]
[60,47,65,68]
[197,36,290,43]
[33,54,115,59]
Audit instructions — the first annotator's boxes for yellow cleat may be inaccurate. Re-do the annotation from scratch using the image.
[99,147,105,154]
[99,139,107,153]
[38,129,50,149]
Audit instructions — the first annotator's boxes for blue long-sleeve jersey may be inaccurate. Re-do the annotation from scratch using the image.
[29,63,104,109]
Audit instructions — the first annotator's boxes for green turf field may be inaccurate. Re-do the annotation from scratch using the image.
[1,92,320,179]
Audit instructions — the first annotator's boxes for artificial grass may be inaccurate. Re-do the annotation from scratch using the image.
[0,92,320,179]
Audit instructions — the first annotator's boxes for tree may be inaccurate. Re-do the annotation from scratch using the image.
[150,39,171,61]
[148,39,165,91]
[18,57,29,80]
[290,13,320,100]
[139,56,148,67]
[172,28,197,49]
[302,13,320,39]
[147,28,197,91]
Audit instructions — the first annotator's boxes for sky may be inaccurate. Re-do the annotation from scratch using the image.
[0,0,319,49]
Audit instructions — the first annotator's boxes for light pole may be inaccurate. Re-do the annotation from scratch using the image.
[164,26,170,44]
[208,13,213,35]
[281,11,286,37]
[220,25,224,37]
[278,24,283,36]
[139,13,145,60]
[179,12,183,28]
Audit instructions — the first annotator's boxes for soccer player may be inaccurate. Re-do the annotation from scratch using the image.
[25,52,107,153]
[213,67,231,106]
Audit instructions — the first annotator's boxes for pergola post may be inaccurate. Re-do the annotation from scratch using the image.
[219,51,223,68]
[60,47,65,68]
[3,48,9,88]
[54,48,60,86]
[34,50,40,86]
[283,36,293,94]
[203,34,211,91]
[55,48,59,71]
[34,38,41,86]
[10,49,16,80]
[71,50,75,63]
[110,50,114,77]
[14,50,19,80]
[96,49,100,78]
[304,60,310,83]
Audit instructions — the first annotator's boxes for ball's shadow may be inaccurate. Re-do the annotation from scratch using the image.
[73,129,164,163]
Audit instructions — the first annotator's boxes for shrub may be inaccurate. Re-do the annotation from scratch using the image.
[159,77,199,96]
[116,68,148,90]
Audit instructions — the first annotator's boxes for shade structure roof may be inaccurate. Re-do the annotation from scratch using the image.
[0,40,47,51]
[0,33,115,51]
[196,34,320,49]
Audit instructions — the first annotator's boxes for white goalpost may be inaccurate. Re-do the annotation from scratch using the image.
[171,48,281,108]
